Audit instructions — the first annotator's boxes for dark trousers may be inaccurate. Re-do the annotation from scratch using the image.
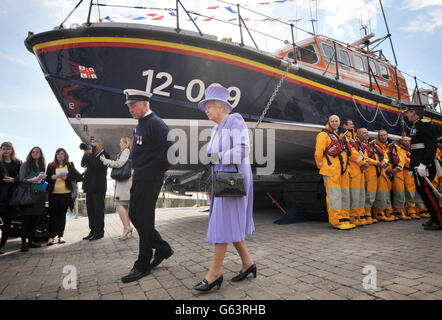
[86,192,105,236]
[21,215,40,244]
[49,193,71,238]
[129,179,170,271]
[0,210,13,247]
[415,170,442,227]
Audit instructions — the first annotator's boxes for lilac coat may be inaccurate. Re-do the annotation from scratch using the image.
[206,113,254,243]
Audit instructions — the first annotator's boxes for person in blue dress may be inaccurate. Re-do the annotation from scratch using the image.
[193,85,256,292]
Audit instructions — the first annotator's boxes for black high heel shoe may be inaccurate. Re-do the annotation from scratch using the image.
[231,264,257,282]
[193,275,223,291]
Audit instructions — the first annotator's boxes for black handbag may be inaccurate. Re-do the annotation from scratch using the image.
[110,159,132,181]
[9,184,37,207]
[213,165,246,197]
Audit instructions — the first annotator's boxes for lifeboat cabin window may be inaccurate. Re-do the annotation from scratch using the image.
[338,50,351,68]
[289,45,319,64]
[368,60,378,76]
[321,43,335,63]
[352,54,365,72]
[379,64,390,80]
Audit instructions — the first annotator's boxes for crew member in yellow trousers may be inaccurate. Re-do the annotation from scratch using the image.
[342,120,371,226]
[374,130,396,221]
[356,128,380,223]
[315,115,355,230]
[400,137,421,219]
[391,137,412,220]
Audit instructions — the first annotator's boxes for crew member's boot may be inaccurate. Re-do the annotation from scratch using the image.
[329,212,354,230]
[419,211,431,218]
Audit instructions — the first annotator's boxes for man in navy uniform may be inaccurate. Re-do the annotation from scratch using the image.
[121,89,174,283]
[405,105,442,230]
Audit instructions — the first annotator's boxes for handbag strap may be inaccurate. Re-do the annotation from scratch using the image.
[214,115,233,172]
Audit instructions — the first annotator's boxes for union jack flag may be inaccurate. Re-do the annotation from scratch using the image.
[78,65,97,79]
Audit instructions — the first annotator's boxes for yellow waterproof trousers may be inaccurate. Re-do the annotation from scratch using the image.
[349,164,369,225]
[373,172,394,221]
[392,171,411,220]
[404,169,419,218]
[323,172,354,230]
[364,166,378,222]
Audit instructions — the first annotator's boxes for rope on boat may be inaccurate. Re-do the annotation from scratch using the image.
[255,60,291,129]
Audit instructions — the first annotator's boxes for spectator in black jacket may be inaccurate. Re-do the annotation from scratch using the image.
[81,139,110,241]
[46,148,82,246]
[0,142,22,254]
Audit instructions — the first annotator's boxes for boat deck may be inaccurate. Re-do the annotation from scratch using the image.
[0,208,441,300]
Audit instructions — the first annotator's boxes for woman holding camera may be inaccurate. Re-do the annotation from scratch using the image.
[0,142,22,254]
[19,147,47,252]
[46,148,81,246]
[100,136,133,240]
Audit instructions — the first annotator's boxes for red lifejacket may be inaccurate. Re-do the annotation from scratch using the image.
[322,128,349,174]
[322,128,344,156]
[388,142,400,167]
[369,138,384,161]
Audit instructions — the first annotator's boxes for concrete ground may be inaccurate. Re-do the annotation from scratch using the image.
[0,207,441,300]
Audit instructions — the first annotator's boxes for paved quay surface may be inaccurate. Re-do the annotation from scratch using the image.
[0,207,441,300]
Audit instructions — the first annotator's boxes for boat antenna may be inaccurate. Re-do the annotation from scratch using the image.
[308,0,316,34]
[315,0,318,35]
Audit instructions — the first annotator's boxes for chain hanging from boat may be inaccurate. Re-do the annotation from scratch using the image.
[255,60,291,129]
[351,95,380,124]
[351,95,402,127]
[378,105,402,127]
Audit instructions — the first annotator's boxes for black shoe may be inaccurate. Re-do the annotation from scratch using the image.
[193,275,223,292]
[89,234,104,241]
[150,247,174,268]
[20,244,29,252]
[422,219,434,227]
[82,232,94,240]
[231,264,257,282]
[0,246,5,255]
[424,225,442,230]
[28,242,41,248]
[121,268,150,283]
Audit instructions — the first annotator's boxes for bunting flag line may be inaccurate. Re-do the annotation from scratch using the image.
[225,6,238,14]
[207,5,219,9]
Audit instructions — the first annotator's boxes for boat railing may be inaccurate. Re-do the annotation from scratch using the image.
[60,0,440,114]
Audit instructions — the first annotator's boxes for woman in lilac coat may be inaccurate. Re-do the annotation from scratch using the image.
[193,85,256,292]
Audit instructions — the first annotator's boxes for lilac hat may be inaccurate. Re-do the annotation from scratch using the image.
[197,85,233,113]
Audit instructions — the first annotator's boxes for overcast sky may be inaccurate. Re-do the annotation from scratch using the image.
[0,0,441,168]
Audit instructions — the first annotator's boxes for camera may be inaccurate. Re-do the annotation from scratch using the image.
[79,143,90,150]
[79,143,96,153]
